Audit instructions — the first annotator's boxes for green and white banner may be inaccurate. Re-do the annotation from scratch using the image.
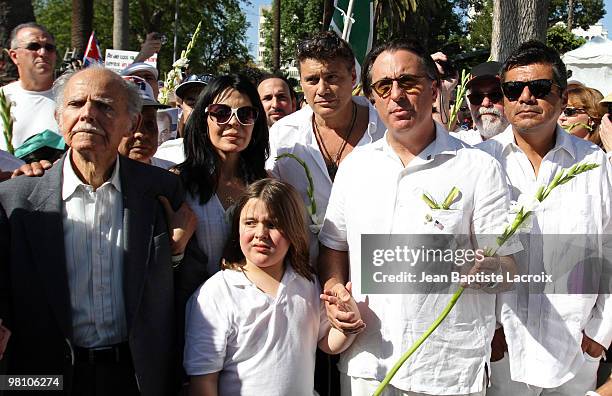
[330,0,374,74]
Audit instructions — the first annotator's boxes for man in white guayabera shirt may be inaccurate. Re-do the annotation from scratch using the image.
[478,40,612,396]
[318,39,521,396]
[451,61,509,145]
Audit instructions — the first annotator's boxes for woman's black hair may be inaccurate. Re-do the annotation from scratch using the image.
[176,74,269,204]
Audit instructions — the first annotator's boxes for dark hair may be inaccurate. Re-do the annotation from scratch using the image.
[10,23,55,49]
[296,31,355,72]
[500,40,568,92]
[177,74,269,204]
[222,178,313,281]
[361,39,439,98]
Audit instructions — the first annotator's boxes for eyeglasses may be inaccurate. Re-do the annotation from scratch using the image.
[205,104,259,125]
[467,91,504,106]
[182,74,215,85]
[501,79,558,102]
[19,42,56,52]
[370,74,429,99]
[562,107,587,117]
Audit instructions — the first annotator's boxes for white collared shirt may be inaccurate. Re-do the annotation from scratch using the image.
[319,123,521,394]
[62,153,127,347]
[184,265,330,395]
[478,126,612,388]
[266,96,386,264]
[450,128,484,146]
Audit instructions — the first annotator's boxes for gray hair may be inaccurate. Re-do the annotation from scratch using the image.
[54,66,143,121]
[10,22,55,49]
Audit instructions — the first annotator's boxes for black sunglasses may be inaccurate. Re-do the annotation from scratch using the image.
[501,79,558,101]
[205,104,259,125]
[370,74,429,99]
[467,91,504,106]
[562,107,587,117]
[21,42,56,52]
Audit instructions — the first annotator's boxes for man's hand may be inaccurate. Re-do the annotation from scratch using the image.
[599,114,612,153]
[581,332,605,359]
[134,32,162,63]
[431,51,459,93]
[158,196,197,255]
[320,281,366,335]
[461,255,502,290]
[0,319,10,360]
[12,160,52,178]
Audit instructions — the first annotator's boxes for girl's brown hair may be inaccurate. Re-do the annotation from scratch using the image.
[221,178,314,281]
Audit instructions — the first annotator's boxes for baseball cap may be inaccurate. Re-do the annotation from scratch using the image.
[122,75,169,109]
[120,62,159,80]
[175,74,215,100]
[466,61,502,88]
[14,130,66,160]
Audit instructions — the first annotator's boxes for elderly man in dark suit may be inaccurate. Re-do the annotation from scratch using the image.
[0,67,204,395]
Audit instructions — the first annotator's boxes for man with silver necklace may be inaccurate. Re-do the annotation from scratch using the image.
[265,31,386,396]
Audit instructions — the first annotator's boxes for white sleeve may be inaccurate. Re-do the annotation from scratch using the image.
[183,277,231,376]
[265,123,281,178]
[585,154,612,348]
[318,159,350,251]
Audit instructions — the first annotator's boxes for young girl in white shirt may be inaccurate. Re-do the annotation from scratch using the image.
[184,178,363,396]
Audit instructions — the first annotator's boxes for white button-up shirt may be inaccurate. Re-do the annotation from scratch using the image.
[319,123,521,395]
[62,154,127,348]
[184,265,330,395]
[478,126,612,388]
[266,96,386,263]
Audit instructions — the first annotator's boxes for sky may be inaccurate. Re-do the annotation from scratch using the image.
[242,0,612,59]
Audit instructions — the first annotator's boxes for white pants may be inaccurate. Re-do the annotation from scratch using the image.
[340,373,486,396]
[487,353,599,396]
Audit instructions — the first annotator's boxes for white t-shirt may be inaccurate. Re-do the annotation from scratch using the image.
[0,81,60,150]
[478,126,612,388]
[319,123,521,395]
[184,265,330,396]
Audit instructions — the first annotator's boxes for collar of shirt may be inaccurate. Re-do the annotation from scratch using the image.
[376,121,463,165]
[493,124,578,160]
[62,150,122,200]
[224,263,298,289]
[276,95,384,146]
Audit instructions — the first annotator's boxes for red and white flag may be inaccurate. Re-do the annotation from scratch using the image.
[83,31,103,67]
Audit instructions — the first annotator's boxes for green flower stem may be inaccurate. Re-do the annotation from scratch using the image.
[447,69,471,131]
[372,286,464,396]
[0,90,14,155]
[275,153,317,216]
[374,162,599,395]
[421,187,460,210]
[563,122,592,134]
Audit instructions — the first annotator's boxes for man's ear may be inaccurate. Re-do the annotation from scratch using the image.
[561,88,568,107]
[8,48,18,66]
[431,80,439,104]
[351,66,357,87]
[128,113,143,136]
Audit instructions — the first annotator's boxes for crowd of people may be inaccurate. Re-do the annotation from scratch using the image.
[0,21,611,396]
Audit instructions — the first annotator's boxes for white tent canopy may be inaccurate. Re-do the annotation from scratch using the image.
[562,36,612,97]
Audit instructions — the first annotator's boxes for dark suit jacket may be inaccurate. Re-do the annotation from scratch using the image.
[0,155,208,395]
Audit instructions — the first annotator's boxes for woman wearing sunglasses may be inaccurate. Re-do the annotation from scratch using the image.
[175,74,269,277]
[558,85,606,148]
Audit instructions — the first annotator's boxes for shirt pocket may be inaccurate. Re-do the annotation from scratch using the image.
[427,209,466,235]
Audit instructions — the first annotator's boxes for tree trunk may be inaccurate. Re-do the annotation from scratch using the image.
[272,0,281,72]
[491,0,550,62]
[322,0,334,31]
[113,0,129,49]
[0,0,35,82]
[567,0,574,31]
[71,0,94,58]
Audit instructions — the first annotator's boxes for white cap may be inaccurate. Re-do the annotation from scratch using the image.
[122,75,168,108]
[120,62,159,80]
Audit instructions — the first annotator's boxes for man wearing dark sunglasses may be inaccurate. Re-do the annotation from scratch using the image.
[2,22,59,152]
[479,40,612,396]
[451,61,509,145]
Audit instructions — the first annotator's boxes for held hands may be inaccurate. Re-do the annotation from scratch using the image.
[320,281,365,335]
[460,255,503,290]
[158,196,197,256]
[581,332,605,360]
